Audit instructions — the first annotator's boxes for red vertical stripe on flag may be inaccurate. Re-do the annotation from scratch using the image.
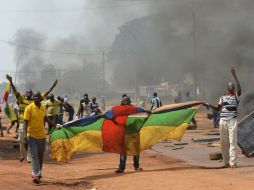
[112,105,138,117]
[102,116,128,154]
[3,82,11,102]
[3,91,9,102]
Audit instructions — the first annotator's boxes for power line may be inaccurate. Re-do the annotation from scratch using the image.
[0,39,104,56]
[0,2,151,14]
[0,70,66,74]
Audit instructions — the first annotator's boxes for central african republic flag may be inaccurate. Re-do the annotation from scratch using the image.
[2,82,16,122]
[50,101,203,163]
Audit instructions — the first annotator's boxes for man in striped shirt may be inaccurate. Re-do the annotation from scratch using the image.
[206,68,241,168]
[150,92,162,111]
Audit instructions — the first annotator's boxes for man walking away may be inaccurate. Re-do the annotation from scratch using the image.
[150,92,162,111]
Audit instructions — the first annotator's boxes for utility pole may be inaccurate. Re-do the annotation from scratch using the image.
[102,52,106,97]
[192,11,197,63]
[83,57,86,90]
[83,58,86,72]
[135,62,138,105]
[192,10,198,98]
[14,53,25,85]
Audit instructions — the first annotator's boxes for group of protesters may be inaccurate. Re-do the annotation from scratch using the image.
[0,67,242,184]
[0,75,82,183]
[76,93,104,118]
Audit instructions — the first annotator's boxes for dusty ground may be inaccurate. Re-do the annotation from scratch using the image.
[1,113,254,190]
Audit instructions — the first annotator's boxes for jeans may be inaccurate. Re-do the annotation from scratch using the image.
[213,111,220,128]
[28,137,46,177]
[119,154,140,170]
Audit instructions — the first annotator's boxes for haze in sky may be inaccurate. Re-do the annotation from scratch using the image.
[0,0,149,81]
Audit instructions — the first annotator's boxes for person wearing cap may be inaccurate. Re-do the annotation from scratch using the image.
[115,94,143,173]
[23,91,58,184]
[6,74,57,162]
[206,67,241,168]
[150,92,162,111]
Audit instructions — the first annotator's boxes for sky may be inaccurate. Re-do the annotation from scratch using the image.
[0,0,149,81]
[1,0,254,113]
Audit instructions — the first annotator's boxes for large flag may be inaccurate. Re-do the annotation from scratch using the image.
[50,101,203,163]
[2,82,17,121]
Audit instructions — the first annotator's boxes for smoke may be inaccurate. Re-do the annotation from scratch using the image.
[11,0,149,98]
[10,0,254,114]
[12,30,103,96]
[12,28,48,90]
[110,0,254,110]
[79,0,149,50]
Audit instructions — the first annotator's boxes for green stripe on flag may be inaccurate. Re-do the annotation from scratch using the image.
[51,118,104,141]
[4,103,11,118]
[143,109,196,127]
[126,116,147,135]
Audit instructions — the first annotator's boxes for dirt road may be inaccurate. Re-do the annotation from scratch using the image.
[1,114,254,190]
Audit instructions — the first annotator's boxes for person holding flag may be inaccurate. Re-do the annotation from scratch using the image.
[115,94,143,173]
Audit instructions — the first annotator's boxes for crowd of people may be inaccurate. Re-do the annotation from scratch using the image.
[0,67,242,184]
[1,74,107,184]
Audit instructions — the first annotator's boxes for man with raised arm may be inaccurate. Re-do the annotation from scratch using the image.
[206,68,241,168]
[6,74,57,162]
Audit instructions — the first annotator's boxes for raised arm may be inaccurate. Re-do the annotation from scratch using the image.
[6,74,19,96]
[231,67,241,96]
[43,80,58,98]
